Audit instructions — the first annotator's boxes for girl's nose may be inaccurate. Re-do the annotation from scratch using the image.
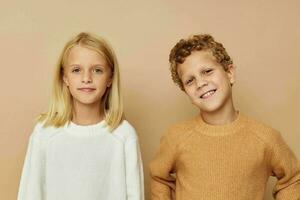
[82,72,92,83]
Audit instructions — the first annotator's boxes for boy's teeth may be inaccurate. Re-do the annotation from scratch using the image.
[201,90,215,98]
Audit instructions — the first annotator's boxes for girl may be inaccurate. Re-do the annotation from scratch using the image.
[18,32,144,200]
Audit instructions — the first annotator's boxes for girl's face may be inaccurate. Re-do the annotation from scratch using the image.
[63,45,112,108]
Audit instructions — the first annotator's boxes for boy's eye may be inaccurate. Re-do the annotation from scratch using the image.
[203,69,213,75]
[185,78,194,85]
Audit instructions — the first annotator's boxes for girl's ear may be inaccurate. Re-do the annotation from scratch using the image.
[107,77,112,87]
[107,71,113,87]
[226,64,236,85]
[63,74,69,86]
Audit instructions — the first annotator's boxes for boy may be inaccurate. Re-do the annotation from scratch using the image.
[149,34,300,200]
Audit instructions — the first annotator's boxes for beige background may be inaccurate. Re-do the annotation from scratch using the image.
[1,0,299,199]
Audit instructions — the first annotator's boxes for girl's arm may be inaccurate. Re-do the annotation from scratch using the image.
[125,135,145,200]
[18,124,45,200]
[269,131,300,200]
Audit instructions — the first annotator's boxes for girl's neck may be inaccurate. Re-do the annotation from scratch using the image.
[72,101,104,126]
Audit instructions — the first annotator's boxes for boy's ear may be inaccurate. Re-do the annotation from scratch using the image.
[226,64,236,85]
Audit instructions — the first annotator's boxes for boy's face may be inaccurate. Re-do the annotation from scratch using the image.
[177,50,235,114]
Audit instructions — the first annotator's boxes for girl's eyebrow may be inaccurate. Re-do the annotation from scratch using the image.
[68,64,81,67]
[68,63,106,67]
[93,64,106,67]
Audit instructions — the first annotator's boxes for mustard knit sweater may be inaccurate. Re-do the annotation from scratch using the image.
[149,113,300,200]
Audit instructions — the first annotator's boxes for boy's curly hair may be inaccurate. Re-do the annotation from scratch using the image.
[169,34,233,91]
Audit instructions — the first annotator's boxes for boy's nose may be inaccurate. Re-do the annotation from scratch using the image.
[196,78,208,89]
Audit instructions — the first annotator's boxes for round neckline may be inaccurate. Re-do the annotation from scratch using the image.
[195,112,247,136]
[64,120,107,135]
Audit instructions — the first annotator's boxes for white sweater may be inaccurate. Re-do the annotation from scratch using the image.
[18,120,144,200]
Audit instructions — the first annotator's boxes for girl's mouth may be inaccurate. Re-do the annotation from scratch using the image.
[78,88,96,92]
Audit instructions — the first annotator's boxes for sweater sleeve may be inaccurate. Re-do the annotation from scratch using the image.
[17,125,45,200]
[269,132,300,200]
[149,133,177,200]
[124,136,145,200]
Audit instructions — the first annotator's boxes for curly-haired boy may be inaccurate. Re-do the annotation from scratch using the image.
[150,34,300,200]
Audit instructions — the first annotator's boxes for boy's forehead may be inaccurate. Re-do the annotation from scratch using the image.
[177,50,217,74]
[187,50,216,63]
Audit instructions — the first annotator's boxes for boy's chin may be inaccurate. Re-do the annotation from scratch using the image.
[198,108,218,114]
[193,103,221,114]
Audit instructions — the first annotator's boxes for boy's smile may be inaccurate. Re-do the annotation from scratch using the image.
[177,50,235,115]
[200,89,217,99]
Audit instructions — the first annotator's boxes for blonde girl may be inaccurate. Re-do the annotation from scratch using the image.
[18,32,144,200]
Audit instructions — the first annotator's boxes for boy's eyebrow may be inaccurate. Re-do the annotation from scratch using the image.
[181,73,193,80]
[201,66,213,70]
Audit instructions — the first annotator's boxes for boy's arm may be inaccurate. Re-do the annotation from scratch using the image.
[150,133,177,200]
[269,131,300,200]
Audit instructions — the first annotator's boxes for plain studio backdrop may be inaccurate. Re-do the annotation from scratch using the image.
[0,0,299,199]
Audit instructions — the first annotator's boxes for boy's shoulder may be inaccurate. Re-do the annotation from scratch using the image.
[163,116,199,141]
[242,113,282,145]
[164,113,283,145]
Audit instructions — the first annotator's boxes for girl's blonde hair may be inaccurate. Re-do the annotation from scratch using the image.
[38,32,123,132]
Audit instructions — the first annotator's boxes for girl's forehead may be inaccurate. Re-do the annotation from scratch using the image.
[66,45,108,65]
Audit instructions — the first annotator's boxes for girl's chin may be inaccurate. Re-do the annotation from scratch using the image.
[73,99,102,106]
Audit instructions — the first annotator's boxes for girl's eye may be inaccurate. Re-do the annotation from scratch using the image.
[93,68,103,73]
[71,68,81,73]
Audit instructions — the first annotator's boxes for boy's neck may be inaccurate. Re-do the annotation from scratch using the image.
[200,107,238,126]
[72,101,104,126]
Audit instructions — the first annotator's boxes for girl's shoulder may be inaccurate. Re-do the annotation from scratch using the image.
[111,120,138,141]
[30,121,63,142]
